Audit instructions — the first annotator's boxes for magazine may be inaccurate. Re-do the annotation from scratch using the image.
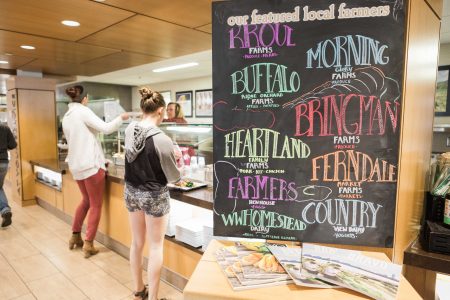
[215,250,251,291]
[235,242,290,280]
[214,245,292,290]
[267,245,337,288]
[301,244,402,300]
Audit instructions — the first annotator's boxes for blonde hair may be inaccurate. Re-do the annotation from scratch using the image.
[168,102,184,118]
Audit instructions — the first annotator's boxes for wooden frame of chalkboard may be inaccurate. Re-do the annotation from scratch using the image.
[435,65,450,116]
[175,90,193,117]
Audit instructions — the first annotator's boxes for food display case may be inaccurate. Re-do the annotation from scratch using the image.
[101,122,213,166]
[160,123,213,165]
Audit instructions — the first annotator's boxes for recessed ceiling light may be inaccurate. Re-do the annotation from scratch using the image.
[0,60,8,64]
[94,0,106,2]
[20,45,35,50]
[61,20,80,27]
[153,62,199,73]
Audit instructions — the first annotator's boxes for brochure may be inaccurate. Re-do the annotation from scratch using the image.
[235,242,290,280]
[267,245,337,288]
[215,245,292,290]
[301,244,402,300]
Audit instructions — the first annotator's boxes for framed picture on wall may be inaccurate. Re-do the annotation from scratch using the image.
[160,90,171,103]
[175,91,192,117]
[435,65,450,116]
[195,89,213,117]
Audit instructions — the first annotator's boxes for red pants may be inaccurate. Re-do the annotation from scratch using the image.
[72,169,105,241]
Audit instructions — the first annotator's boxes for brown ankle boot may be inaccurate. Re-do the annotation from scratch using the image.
[83,240,99,258]
[69,233,83,249]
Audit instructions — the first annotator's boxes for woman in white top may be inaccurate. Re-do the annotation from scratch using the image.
[62,85,128,258]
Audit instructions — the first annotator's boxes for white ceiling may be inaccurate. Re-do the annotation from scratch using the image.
[76,50,212,86]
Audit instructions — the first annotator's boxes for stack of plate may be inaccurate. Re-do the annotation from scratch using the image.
[202,215,214,252]
[175,218,205,248]
[166,200,193,237]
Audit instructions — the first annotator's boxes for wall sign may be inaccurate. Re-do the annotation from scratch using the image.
[213,0,406,247]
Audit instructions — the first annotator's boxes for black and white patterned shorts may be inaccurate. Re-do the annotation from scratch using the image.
[124,184,170,217]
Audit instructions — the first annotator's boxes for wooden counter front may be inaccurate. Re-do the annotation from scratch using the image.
[184,240,421,300]
[48,169,207,289]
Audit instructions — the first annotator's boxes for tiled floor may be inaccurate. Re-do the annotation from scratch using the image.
[0,201,183,300]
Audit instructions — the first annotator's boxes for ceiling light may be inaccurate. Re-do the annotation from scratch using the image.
[20,45,35,50]
[0,61,8,64]
[153,62,199,73]
[94,0,106,2]
[61,20,80,27]
[166,126,211,133]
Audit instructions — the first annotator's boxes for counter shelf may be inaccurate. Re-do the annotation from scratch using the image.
[403,237,450,299]
[31,161,64,191]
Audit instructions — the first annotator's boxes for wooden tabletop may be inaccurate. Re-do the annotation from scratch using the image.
[183,240,421,300]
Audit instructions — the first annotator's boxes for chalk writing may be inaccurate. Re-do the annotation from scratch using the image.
[306,35,389,69]
[224,128,310,158]
[311,150,397,182]
[231,63,301,94]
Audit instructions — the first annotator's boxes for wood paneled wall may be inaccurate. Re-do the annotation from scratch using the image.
[6,88,23,205]
[393,0,441,263]
[6,77,58,206]
[18,89,57,202]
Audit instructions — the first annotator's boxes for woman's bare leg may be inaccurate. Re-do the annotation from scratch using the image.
[145,213,169,300]
[129,210,146,294]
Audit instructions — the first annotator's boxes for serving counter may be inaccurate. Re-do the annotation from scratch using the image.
[30,159,212,290]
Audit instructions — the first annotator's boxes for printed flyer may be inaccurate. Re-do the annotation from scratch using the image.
[301,244,402,300]
[215,243,292,290]
[267,245,337,288]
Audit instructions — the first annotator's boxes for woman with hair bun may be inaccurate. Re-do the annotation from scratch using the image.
[124,87,180,300]
[62,85,129,258]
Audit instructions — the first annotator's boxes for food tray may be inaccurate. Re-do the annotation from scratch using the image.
[167,179,208,191]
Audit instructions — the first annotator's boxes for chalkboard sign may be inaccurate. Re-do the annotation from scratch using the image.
[213,0,406,247]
